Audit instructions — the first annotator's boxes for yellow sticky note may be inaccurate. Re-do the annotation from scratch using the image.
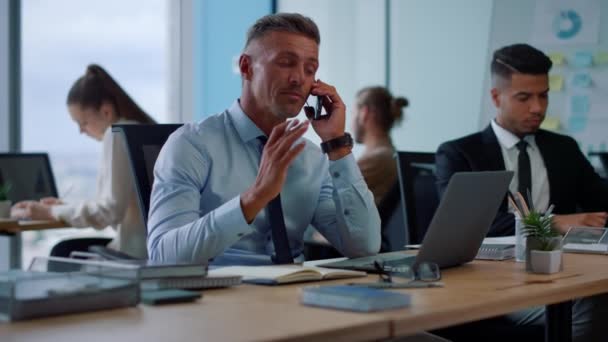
[594,51,608,65]
[541,116,561,131]
[549,74,564,92]
[548,52,565,66]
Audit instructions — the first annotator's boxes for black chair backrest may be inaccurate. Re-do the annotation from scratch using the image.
[395,151,440,245]
[377,180,402,252]
[112,124,183,226]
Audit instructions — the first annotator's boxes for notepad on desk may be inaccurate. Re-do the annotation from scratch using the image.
[81,258,208,279]
[475,243,515,260]
[210,265,366,285]
[300,285,411,312]
[563,227,608,254]
[141,274,242,290]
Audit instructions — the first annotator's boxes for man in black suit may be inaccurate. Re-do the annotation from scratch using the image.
[437,44,608,237]
[436,43,608,342]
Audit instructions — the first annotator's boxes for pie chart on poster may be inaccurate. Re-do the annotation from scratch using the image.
[553,10,582,40]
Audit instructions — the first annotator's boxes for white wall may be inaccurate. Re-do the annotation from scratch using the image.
[389,0,494,152]
[278,0,386,155]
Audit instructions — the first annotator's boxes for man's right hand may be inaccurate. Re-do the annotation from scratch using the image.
[240,119,309,223]
[552,212,608,233]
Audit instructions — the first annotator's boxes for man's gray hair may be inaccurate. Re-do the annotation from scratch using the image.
[245,13,320,48]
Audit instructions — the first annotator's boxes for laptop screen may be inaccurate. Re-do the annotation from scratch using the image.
[0,153,59,202]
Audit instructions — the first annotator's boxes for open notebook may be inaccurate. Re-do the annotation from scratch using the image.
[209,265,366,285]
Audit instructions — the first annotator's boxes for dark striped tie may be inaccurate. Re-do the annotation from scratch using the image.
[516,139,532,206]
[258,136,293,264]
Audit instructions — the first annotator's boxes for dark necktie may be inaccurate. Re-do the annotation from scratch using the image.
[516,139,532,205]
[257,137,293,264]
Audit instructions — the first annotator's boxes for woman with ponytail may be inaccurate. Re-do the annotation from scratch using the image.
[12,64,155,258]
[352,86,408,205]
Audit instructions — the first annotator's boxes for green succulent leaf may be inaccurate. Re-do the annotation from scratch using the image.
[521,209,560,251]
[0,183,11,201]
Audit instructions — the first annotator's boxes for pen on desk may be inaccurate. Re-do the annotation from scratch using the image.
[526,189,534,212]
[507,193,522,218]
[545,204,555,217]
[515,192,530,216]
[508,191,524,217]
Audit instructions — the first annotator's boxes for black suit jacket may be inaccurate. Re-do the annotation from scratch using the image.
[435,124,608,236]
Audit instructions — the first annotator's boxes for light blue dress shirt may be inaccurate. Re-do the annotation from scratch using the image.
[147,100,381,265]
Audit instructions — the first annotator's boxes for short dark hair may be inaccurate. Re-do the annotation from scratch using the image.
[491,43,552,80]
[244,13,320,48]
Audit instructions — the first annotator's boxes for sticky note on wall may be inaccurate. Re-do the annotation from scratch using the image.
[570,95,590,116]
[548,53,565,66]
[571,72,592,88]
[549,75,564,91]
[541,116,560,131]
[594,51,608,65]
[568,116,588,133]
[571,51,593,68]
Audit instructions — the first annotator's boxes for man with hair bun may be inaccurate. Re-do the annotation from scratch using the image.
[353,86,408,205]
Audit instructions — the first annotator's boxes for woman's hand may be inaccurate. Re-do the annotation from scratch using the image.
[11,201,55,220]
[40,197,63,205]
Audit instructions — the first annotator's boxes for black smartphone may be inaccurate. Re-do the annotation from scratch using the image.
[304,96,329,120]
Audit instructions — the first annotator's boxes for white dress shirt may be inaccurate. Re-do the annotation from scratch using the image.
[51,119,147,258]
[491,119,550,212]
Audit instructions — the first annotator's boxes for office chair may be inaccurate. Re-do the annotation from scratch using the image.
[395,151,440,245]
[50,237,112,258]
[377,181,405,252]
[50,124,183,262]
[112,124,183,227]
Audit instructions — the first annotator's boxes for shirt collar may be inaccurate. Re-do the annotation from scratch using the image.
[490,119,536,150]
[228,99,266,143]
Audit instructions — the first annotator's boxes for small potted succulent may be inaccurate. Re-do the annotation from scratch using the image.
[0,183,11,218]
[522,210,562,274]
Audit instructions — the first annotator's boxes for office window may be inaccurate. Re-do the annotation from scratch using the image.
[21,0,168,266]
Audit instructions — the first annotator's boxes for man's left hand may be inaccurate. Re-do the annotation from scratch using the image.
[307,80,350,160]
[307,80,346,140]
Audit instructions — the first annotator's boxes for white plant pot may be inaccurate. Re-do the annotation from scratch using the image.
[530,249,562,274]
[0,200,11,218]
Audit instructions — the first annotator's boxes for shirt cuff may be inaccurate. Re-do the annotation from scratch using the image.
[328,153,365,188]
[50,204,72,222]
[213,195,256,239]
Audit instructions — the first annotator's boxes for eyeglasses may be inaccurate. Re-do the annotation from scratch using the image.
[374,260,441,285]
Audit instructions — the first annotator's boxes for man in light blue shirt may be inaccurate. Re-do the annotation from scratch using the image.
[147,13,381,265]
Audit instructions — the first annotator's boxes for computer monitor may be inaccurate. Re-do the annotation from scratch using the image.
[0,153,59,202]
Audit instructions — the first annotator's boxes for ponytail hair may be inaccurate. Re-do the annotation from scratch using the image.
[357,86,408,132]
[67,64,156,124]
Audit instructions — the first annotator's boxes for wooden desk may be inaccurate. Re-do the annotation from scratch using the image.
[372,253,608,341]
[0,283,391,342]
[0,219,66,234]
[0,220,66,269]
[1,253,607,341]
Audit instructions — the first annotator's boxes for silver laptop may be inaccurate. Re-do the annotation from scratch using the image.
[320,171,514,271]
